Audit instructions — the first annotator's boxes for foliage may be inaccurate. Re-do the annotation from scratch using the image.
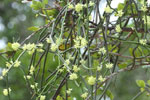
[1,0,150,100]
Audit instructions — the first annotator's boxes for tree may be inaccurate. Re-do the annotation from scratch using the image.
[1,0,150,100]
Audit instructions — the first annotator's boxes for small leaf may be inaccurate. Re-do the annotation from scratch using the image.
[106,90,114,100]
[28,26,40,31]
[43,0,48,4]
[30,0,42,10]
[147,80,150,86]
[56,95,63,100]
[136,80,145,88]
[118,63,127,69]
[117,3,124,10]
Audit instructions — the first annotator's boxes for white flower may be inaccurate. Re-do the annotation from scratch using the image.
[68,4,74,9]
[80,59,86,64]
[88,76,96,85]
[115,25,122,33]
[98,47,106,54]
[98,76,105,82]
[75,3,83,12]
[64,59,70,66]
[51,43,58,52]
[139,39,147,45]
[97,66,102,71]
[105,6,113,13]
[74,36,87,48]
[116,10,123,17]
[141,5,148,12]
[40,95,46,100]
[56,38,64,46]
[69,73,78,80]
[30,65,35,75]
[73,65,80,72]
[0,76,3,80]
[14,60,21,67]
[46,38,51,43]
[66,88,72,94]
[12,42,20,51]
[2,69,8,76]
[27,75,31,79]
[106,63,113,69]
[6,62,12,68]
[3,88,11,96]
[89,1,94,6]
[81,92,88,98]
[31,85,35,89]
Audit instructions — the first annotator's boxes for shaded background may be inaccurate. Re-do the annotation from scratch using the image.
[0,0,150,100]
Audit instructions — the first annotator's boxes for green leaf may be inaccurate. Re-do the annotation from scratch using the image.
[117,3,124,10]
[43,0,48,4]
[93,60,99,67]
[118,63,127,69]
[27,26,40,31]
[136,80,145,88]
[56,95,63,100]
[147,80,150,86]
[106,90,114,100]
[30,0,42,10]
[47,9,59,17]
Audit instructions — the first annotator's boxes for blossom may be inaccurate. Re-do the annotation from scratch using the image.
[56,38,64,46]
[14,60,21,67]
[30,65,35,75]
[89,15,92,21]
[64,59,70,66]
[27,75,31,79]
[30,85,35,89]
[46,38,51,43]
[81,92,88,98]
[68,4,74,9]
[66,88,72,94]
[97,66,102,71]
[98,76,106,82]
[142,16,150,25]
[141,5,148,12]
[81,38,88,47]
[115,25,122,33]
[37,48,44,52]
[89,1,94,6]
[88,76,96,85]
[0,76,3,80]
[106,63,113,69]
[12,42,20,51]
[75,3,83,12]
[23,43,36,51]
[74,36,87,48]
[139,39,147,45]
[2,69,8,76]
[51,43,58,52]
[105,6,113,13]
[73,65,80,72]
[40,95,46,100]
[98,47,106,54]
[116,10,123,17]
[37,43,43,47]
[3,88,11,96]
[69,73,78,80]
[80,59,86,64]
[6,62,12,68]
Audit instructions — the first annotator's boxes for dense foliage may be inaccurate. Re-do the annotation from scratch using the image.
[1,0,150,100]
